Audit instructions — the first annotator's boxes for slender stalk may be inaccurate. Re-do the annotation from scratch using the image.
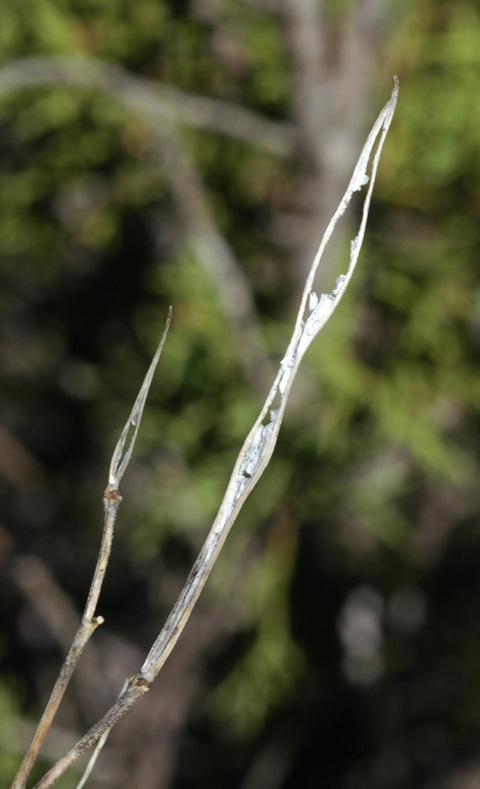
[141,76,399,683]
[11,309,172,789]
[30,78,398,789]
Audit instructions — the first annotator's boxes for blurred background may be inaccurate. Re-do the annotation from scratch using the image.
[1,0,480,787]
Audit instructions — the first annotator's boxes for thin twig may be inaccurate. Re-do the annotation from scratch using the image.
[140,76,399,682]
[11,310,172,789]
[30,77,398,789]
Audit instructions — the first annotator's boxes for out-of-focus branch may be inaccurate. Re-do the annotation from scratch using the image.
[151,131,274,391]
[0,56,296,157]
[12,555,82,656]
[0,55,273,391]
[280,0,393,293]
[10,555,129,718]
[0,424,45,491]
[239,719,304,789]
[280,0,325,169]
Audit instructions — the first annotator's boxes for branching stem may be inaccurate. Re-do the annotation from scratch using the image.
[11,311,172,789]
[26,77,398,789]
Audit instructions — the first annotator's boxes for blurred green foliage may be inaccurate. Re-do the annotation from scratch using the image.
[1,0,480,787]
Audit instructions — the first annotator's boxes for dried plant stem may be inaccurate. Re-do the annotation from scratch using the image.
[140,76,399,683]
[10,616,104,789]
[11,311,172,789]
[27,78,398,789]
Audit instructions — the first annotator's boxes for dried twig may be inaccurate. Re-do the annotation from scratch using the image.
[140,76,398,682]
[11,310,172,789]
[26,77,398,789]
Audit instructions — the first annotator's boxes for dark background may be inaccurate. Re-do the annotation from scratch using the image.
[2,1,480,787]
